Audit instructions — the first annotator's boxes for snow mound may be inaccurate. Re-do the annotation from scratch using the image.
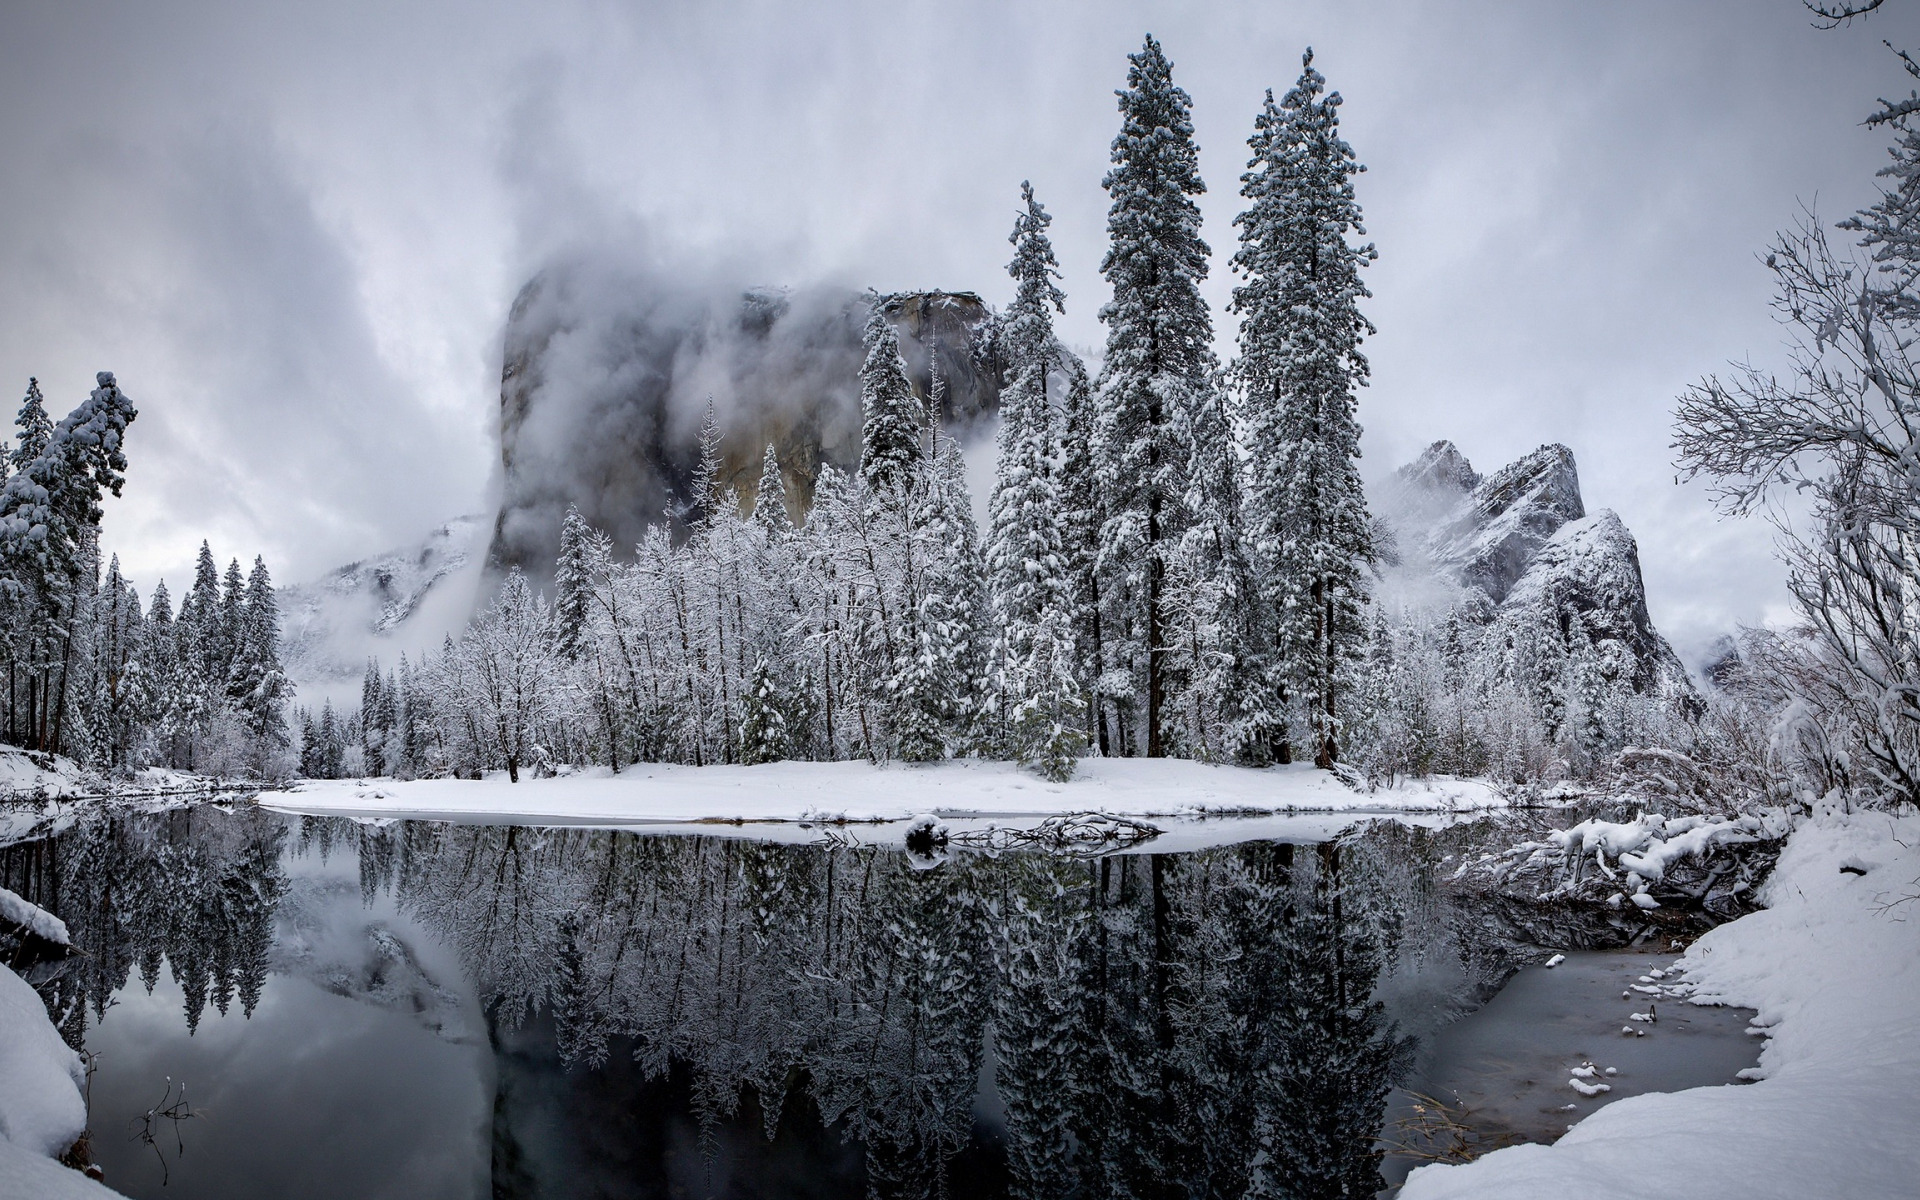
[0,749,95,801]
[0,966,85,1160]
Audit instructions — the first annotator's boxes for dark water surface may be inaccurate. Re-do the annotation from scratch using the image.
[0,804,1748,1199]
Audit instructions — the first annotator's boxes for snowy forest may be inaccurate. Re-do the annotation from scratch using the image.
[7,36,1916,814]
[0,372,291,778]
[323,43,1772,797]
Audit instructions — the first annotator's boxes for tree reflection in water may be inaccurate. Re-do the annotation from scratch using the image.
[3,808,1451,1199]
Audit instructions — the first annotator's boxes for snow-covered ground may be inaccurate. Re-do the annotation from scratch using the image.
[0,962,113,1198]
[266,759,1503,826]
[1400,808,1920,1200]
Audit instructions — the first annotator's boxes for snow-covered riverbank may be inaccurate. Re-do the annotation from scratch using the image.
[1400,808,1920,1200]
[263,758,1502,825]
[0,905,114,1197]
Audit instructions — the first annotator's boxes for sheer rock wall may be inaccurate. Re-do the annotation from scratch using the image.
[489,261,1002,586]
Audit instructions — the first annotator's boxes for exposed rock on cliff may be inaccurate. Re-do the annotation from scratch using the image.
[1431,444,1586,606]
[489,258,1002,584]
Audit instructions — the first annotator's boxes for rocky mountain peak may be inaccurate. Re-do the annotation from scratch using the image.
[1395,439,1482,497]
[1501,510,1690,697]
[1434,443,1586,605]
[1376,441,1695,701]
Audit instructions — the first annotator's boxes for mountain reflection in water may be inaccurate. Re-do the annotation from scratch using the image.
[2,806,1486,1200]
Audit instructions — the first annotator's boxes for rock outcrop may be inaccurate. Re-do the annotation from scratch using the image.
[1379,441,1695,700]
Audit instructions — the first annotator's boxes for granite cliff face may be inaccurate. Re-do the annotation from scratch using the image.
[490,259,1002,584]
[1379,441,1694,699]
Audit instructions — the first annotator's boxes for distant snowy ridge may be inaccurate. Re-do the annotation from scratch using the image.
[278,515,486,689]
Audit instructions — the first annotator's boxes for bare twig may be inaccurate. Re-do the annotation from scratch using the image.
[1806,0,1887,29]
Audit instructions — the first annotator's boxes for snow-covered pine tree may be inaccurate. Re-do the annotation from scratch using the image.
[376,666,398,768]
[394,654,423,778]
[1055,355,1108,753]
[928,432,991,748]
[297,707,321,778]
[553,505,596,661]
[318,698,344,779]
[10,379,51,475]
[858,299,924,492]
[751,443,792,537]
[227,556,291,769]
[1230,50,1377,769]
[96,554,142,765]
[360,659,387,774]
[1094,35,1216,757]
[885,433,986,763]
[987,182,1086,775]
[1166,368,1269,762]
[217,557,245,683]
[738,652,791,765]
[0,372,135,755]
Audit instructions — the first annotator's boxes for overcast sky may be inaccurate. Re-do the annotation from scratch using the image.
[3,0,1917,663]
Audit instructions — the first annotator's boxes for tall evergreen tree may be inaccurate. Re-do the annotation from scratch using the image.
[218,557,245,680]
[182,541,224,683]
[988,182,1086,777]
[228,556,291,762]
[1230,50,1377,768]
[0,372,136,755]
[317,698,344,779]
[361,659,387,774]
[1167,372,1269,762]
[298,707,322,778]
[1094,35,1216,757]
[552,505,596,661]
[11,379,51,474]
[887,435,987,762]
[751,443,792,537]
[1056,356,1108,753]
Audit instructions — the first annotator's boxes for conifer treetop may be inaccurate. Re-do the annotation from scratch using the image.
[858,298,923,490]
[752,443,792,535]
[1099,33,1213,385]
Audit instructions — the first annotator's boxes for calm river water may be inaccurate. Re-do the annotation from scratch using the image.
[0,803,1754,1199]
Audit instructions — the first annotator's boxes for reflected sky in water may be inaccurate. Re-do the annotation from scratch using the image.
[4,806,1496,1200]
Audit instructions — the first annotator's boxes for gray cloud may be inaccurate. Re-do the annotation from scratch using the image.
[2,0,1916,661]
